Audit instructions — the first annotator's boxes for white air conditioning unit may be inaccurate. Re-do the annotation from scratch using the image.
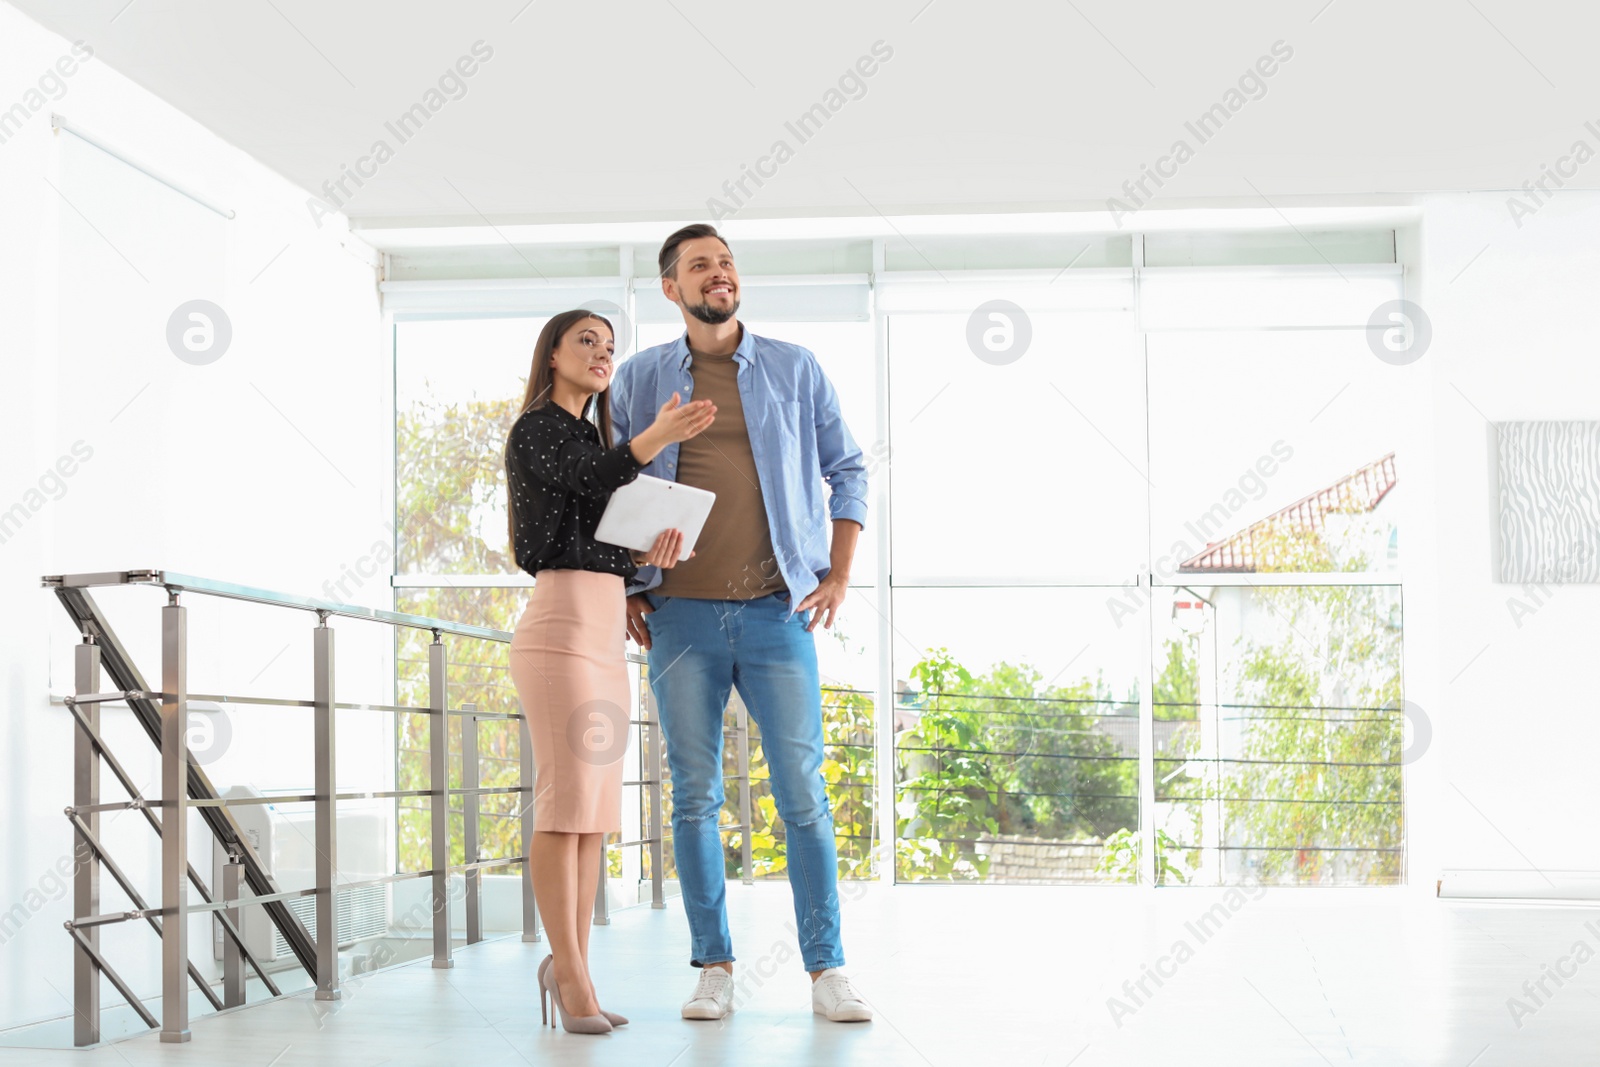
[211,784,392,967]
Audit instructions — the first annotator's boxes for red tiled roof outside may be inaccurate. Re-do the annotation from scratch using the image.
[1177,453,1397,574]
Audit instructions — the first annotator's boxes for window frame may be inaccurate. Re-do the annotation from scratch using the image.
[387,230,1423,891]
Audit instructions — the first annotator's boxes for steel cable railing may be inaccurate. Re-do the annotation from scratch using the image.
[42,569,669,1046]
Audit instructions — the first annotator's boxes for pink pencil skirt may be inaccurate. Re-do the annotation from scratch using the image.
[509,569,631,833]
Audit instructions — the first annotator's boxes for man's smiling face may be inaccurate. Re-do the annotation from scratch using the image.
[664,235,740,325]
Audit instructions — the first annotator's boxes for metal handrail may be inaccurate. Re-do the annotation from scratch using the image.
[44,568,670,1047]
[44,569,513,641]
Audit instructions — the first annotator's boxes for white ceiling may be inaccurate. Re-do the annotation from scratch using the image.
[12,0,1600,229]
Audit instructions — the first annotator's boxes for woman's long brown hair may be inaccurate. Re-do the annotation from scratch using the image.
[505,309,618,552]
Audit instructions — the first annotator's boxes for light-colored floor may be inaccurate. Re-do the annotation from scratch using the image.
[8,881,1600,1066]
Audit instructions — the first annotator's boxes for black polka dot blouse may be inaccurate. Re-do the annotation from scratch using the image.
[506,399,643,578]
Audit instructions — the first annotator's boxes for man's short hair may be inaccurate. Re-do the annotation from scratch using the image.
[658,223,731,280]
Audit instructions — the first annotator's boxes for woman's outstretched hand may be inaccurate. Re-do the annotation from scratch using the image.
[651,392,716,444]
[629,392,715,464]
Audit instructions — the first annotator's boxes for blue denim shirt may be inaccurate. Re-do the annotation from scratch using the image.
[609,327,868,609]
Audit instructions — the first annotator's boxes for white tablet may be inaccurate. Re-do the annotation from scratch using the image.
[594,474,715,563]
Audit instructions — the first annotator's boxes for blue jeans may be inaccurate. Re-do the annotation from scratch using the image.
[644,589,845,972]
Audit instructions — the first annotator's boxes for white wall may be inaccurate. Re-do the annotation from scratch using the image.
[1420,193,1600,880]
[0,5,394,1032]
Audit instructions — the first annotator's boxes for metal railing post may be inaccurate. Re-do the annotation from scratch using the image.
[461,704,481,945]
[72,636,101,1046]
[222,855,245,1008]
[644,678,665,909]
[593,843,610,926]
[312,615,340,1001]
[428,632,454,968]
[159,596,190,1043]
[735,701,754,885]
[47,569,617,1048]
[518,703,539,942]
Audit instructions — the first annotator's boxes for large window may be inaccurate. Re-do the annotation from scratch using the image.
[887,306,1146,582]
[387,235,1414,890]
[1145,327,1406,886]
[393,316,547,880]
[889,587,1143,883]
[883,292,1149,883]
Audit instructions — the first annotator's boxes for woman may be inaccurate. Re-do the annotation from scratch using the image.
[504,309,715,1034]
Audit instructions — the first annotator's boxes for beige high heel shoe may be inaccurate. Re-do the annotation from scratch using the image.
[539,955,628,1027]
[539,956,612,1035]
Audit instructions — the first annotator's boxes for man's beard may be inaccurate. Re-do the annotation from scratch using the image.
[685,293,740,325]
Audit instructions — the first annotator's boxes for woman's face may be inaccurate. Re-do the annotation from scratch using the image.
[550,317,615,396]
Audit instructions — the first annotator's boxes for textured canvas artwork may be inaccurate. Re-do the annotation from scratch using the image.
[1496,421,1600,583]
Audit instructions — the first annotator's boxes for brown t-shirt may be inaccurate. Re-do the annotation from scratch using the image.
[654,348,786,600]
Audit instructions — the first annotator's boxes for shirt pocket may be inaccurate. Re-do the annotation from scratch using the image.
[768,399,811,454]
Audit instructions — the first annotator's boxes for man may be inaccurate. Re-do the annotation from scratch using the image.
[609,223,872,1023]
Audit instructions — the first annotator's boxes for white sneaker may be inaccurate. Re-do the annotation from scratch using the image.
[681,967,735,1021]
[811,969,873,1022]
